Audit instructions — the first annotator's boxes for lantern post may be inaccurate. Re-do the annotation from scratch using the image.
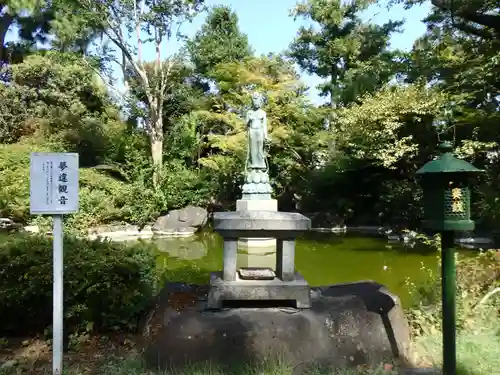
[416,141,483,375]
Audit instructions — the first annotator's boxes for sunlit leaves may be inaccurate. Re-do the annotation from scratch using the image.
[334,84,446,168]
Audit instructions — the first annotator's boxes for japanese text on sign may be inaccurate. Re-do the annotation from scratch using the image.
[30,153,79,214]
[450,187,464,213]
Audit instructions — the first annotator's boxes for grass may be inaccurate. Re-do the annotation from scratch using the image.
[0,356,401,375]
[413,323,500,375]
[0,328,498,375]
[1,326,499,375]
[0,334,401,374]
[0,315,498,375]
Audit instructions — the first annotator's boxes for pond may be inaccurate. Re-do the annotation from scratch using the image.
[147,232,450,307]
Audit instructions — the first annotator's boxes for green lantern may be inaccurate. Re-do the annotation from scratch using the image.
[416,141,484,232]
[416,140,484,375]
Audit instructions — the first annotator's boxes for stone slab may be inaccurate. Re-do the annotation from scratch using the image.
[142,281,412,372]
[236,199,278,249]
[213,210,311,239]
[238,267,275,280]
[207,271,311,309]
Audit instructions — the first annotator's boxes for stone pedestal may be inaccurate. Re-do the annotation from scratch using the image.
[236,198,277,251]
[142,281,412,372]
[207,271,311,309]
[208,210,311,309]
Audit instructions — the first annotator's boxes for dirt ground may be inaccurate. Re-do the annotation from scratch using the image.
[0,334,141,374]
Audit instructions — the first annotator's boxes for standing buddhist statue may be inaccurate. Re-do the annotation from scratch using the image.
[241,91,273,200]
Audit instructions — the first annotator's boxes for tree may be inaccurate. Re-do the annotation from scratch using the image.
[0,51,127,168]
[0,0,101,64]
[393,0,500,40]
[334,83,445,169]
[186,5,252,76]
[125,57,205,146]
[69,0,205,185]
[288,0,404,107]
[0,0,53,64]
[180,55,323,206]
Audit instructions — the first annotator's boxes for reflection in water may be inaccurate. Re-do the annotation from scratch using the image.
[153,237,208,260]
[146,232,446,306]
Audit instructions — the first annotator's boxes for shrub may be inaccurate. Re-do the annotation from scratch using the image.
[119,160,215,227]
[0,233,161,335]
[405,235,500,337]
[0,141,131,233]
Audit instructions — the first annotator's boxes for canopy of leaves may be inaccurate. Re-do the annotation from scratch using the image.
[288,0,404,105]
[334,83,446,168]
[187,5,252,76]
[0,51,123,165]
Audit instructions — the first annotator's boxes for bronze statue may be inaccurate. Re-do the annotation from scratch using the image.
[245,92,269,171]
[241,91,272,200]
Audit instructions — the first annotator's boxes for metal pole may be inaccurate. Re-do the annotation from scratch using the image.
[52,215,64,375]
[441,230,456,375]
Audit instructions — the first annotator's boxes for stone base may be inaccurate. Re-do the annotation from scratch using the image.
[207,271,311,309]
[142,281,412,372]
[236,198,278,211]
[236,198,278,250]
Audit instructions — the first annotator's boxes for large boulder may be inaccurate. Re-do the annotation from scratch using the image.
[153,206,208,234]
[141,281,412,372]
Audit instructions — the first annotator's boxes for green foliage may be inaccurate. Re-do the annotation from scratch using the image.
[0,141,51,222]
[0,0,499,232]
[289,0,404,105]
[187,5,252,76]
[334,83,445,168]
[0,142,131,231]
[121,160,215,227]
[406,245,500,338]
[125,58,205,137]
[0,51,122,166]
[186,55,323,206]
[0,233,160,334]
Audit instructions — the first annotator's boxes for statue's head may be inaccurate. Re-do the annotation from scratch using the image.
[251,92,263,109]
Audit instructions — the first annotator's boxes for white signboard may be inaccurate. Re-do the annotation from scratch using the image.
[30,152,79,215]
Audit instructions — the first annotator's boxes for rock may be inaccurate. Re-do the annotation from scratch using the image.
[400,369,441,375]
[88,224,139,235]
[0,218,13,228]
[0,359,18,370]
[87,224,154,242]
[24,225,40,233]
[0,218,24,232]
[153,206,208,234]
[348,226,388,236]
[142,281,412,371]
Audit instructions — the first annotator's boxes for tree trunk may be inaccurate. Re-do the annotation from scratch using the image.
[150,115,163,188]
[0,11,14,64]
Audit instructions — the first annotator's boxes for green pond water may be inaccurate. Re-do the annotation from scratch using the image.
[149,232,445,307]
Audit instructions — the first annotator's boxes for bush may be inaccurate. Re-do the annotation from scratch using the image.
[119,160,215,227]
[0,233,161,335]
[405,236,500,337]
[0,141,131,232]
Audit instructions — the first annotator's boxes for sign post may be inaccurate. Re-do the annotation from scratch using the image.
[30,153,79,375]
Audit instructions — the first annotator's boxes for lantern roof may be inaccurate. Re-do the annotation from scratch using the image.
[416,141,484,175]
